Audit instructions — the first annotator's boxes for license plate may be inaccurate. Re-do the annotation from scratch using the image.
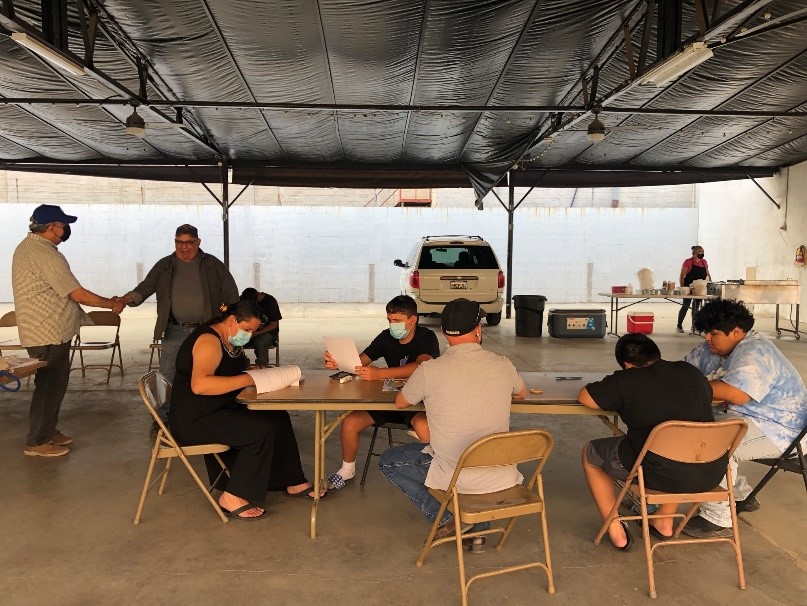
[450,281,468,290]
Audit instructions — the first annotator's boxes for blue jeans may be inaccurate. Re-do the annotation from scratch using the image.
[379,443,450,525]
[379,443,490,532]
[158,324,196,420]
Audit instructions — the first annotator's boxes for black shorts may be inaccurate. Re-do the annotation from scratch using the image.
[368,410,418,427]
[585,437,629,481]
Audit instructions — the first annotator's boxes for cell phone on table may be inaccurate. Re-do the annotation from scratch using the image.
[329,371,355,383]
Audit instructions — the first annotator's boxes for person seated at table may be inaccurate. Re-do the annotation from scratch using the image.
[379,299,527,548]
[323,295,440,490]
[169,300,319,520]
[682,299,807,538]
[578,334,722,550]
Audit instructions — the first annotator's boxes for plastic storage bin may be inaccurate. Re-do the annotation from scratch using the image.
[547,309,606,338]
[627,312,654,334]
[513,295,547,337]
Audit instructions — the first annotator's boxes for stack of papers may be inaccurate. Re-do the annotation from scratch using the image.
[245,365,302,394]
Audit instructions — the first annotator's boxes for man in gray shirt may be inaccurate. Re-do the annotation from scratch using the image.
[380,298,526,546]
[122,224,238,419]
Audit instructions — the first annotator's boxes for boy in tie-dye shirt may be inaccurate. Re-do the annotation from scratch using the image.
[683,299,807,538]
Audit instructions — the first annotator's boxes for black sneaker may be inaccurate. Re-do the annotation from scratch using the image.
[676,326,685,334]
[738,496,761,512]
[682,516,733,539]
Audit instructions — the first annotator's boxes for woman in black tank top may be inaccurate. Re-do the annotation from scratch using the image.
[169,300,315,520]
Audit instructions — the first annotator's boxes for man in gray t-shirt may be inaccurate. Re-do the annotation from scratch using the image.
[122,224,238,419]
[379,298,526,542]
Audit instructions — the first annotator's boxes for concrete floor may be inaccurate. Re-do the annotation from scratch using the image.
[1,302,805,605]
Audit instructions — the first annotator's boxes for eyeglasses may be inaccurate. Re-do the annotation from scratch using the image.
[174,239,199,247]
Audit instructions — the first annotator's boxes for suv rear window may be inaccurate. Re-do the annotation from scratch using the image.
[418,245,499,270]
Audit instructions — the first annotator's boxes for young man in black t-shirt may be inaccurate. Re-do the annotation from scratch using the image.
[240,288,282,367]
[323,295,440,490]
[577,334,721,551]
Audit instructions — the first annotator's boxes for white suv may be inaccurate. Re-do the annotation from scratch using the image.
[394,235,505,326]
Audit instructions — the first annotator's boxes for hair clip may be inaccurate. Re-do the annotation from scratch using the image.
[219,303,229,313]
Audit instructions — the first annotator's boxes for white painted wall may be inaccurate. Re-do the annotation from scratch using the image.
[0,204,697,305]
[698,164,807,306]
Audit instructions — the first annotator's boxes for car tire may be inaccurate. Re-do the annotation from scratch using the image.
[486,312,502,326]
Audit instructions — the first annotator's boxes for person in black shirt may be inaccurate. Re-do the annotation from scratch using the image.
[323,295,440,490]
[240,288,282,367]
[577,334,722,551]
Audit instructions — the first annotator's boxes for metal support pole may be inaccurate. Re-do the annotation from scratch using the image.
[505,175,515,319]
[221,162,230,267]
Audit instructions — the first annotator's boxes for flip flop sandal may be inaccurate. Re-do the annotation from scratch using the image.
[222,503,267,521]
[609,521,633,552]
[285,485,328,499]
[636,520,672,541]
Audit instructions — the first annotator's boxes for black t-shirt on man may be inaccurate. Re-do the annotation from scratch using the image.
[362,325,440,369]
[586,359,728,492]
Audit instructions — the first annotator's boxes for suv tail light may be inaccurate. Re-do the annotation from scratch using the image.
[497,271,505,289]
[409,271,420,289]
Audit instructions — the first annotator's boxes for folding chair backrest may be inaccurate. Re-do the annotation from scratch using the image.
[138,371,172,432]
[85,310,121,331]
[458,429,554,471]
[642,419,748,464]
[0,311,18,328]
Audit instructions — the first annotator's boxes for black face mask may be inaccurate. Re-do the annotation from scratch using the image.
[60,224,71,242]
[696,253,704,259]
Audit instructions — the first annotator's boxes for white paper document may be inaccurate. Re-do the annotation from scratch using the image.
[323,336,363,374]
[245,365,302,394]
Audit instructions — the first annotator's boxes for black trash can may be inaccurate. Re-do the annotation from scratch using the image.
[513,295,547,337]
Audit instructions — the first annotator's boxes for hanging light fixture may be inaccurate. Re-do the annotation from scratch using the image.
[125,103,146,138]
[635,42,713,87]
[587,107,606,143]
[11,32,85,76]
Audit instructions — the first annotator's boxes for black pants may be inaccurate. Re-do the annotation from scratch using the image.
[677,298,702,330]
[174,406,307,503]
[25,341,72,447]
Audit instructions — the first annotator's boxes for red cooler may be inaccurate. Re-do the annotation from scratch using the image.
[627,312,654,334]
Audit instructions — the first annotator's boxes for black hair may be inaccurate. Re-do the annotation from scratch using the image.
[694,299,755,334]
[386,295,418,317]
[175,224,199,238]
[691,245,703,252]
[240,287,259,302]
[205,299,263,326]
[614,334,661,369]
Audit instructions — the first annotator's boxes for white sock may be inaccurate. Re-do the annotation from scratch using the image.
[337,461,356,480]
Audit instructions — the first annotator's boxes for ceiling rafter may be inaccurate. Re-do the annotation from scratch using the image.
[0,8,220,157]
[456,0,546,160]
[82,0,218,149]
[524,0,778,168]
[196,0,285,157]
[620,45,807,166]
[519,0,648,159]
[399,0,430,159]
[313,0,345,158]
[0,129,41,157]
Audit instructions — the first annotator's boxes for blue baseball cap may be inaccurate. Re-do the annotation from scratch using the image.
[31,204,77,225]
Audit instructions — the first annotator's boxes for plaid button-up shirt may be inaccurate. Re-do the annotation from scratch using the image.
[12,232,86,347]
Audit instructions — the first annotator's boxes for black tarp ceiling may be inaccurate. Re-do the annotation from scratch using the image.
[0,0,805,199]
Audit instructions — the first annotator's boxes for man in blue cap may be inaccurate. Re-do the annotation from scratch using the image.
[12,205,124,457]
